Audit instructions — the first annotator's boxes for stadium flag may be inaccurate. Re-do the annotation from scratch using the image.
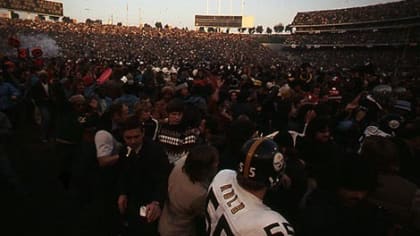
[18,48,28,59]
[31,48,43,58]
[97,68,113,85]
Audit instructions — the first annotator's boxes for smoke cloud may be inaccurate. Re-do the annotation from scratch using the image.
[17,33,61,58]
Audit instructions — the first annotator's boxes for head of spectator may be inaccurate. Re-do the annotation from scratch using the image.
[134,100,153,122]
[72,78,85,95]
[333,156,377,208]
[227,116,257,148]
[38,70,48,83]
[120,115,144,152]
[360,136,399,174]
[169,69,178,82]
[228,89,240,103]
[306,117,331,143]
[274,130,295,154]
[393,99,412,119]
[109,102,129,126]
[175,82,189,98]
[397,118,420,147]
[183,144,219,185]
[166,98,185,125]
[68,94,86,113]
[294,103,315,123]
[161,86,175,102]
[4,60,16,74]
[121,80,137,96]
[371,84,393,110]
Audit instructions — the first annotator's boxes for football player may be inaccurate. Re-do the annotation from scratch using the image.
[206,137,295,236]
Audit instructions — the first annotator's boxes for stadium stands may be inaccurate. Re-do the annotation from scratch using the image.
[280,0,420,70]
[291,0,420,26]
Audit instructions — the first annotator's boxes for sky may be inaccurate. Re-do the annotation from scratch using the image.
[57,0,400,28]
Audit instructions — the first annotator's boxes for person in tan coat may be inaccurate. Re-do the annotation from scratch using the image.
[159,145,219,236]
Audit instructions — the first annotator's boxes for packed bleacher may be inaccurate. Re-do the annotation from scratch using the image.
[292,0,420,26]
[284,29,418,46]
[279,0,420,72]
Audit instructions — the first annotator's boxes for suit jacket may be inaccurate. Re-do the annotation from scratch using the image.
[118,138,171,218]
[31,81,54,106]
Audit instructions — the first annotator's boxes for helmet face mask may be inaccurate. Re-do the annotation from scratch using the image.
[238,138,285,188]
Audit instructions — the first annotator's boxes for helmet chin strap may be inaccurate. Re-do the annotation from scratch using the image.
[243,138,265,178]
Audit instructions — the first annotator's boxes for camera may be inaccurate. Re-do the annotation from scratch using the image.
[139,206,147,218]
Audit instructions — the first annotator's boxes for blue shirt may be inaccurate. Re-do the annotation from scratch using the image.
[114,94,139,114]
[0,82,20,111]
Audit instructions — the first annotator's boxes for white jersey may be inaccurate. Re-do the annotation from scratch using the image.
[206,170,294,236]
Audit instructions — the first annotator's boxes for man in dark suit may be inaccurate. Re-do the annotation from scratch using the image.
[117,115,171,235]
[31,70,55,142]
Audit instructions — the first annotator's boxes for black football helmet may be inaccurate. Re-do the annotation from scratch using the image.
[238,137,285,187]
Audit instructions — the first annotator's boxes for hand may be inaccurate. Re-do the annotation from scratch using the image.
[215,77,224,89]
[345,102,358,112]
[89,98,98,110]
[307,178,318,191]
[280,174,292,189]
[145,201,161,223]
[305,110,317,124]
[118,195,128,214]
[355,110,367,122]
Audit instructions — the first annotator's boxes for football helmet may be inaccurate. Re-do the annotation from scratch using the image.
[238,138,285,187]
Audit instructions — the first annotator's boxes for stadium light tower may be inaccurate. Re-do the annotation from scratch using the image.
[138,8,141,26]
[84,8,90,19]
[230,0,233,15]
[205,0,242,16]
[126,2,129,26]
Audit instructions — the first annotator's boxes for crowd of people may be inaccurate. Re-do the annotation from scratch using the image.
[284,29,419,46]
[293,16,420,33]
[292,0,420,25]
[281,47,420,75]
[0,6,420,236]
[0,18,277,67]
[283,0,420,74]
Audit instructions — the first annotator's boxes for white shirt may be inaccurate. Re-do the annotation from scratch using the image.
[41,82,49,96]
[94,130,121,158]
[206,170,294,236]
